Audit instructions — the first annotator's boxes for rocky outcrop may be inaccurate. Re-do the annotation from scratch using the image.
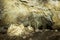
[0,0,60,38]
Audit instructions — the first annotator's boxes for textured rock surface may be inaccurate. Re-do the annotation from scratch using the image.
[0,0,60,40]
[7,24,34,36]
[0,30,60,40]
[1,0,53,28]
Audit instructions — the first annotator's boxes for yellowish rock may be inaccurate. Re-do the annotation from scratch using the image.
[7,24,34,36]
[7,24,25,36]
[1,0,60,31]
